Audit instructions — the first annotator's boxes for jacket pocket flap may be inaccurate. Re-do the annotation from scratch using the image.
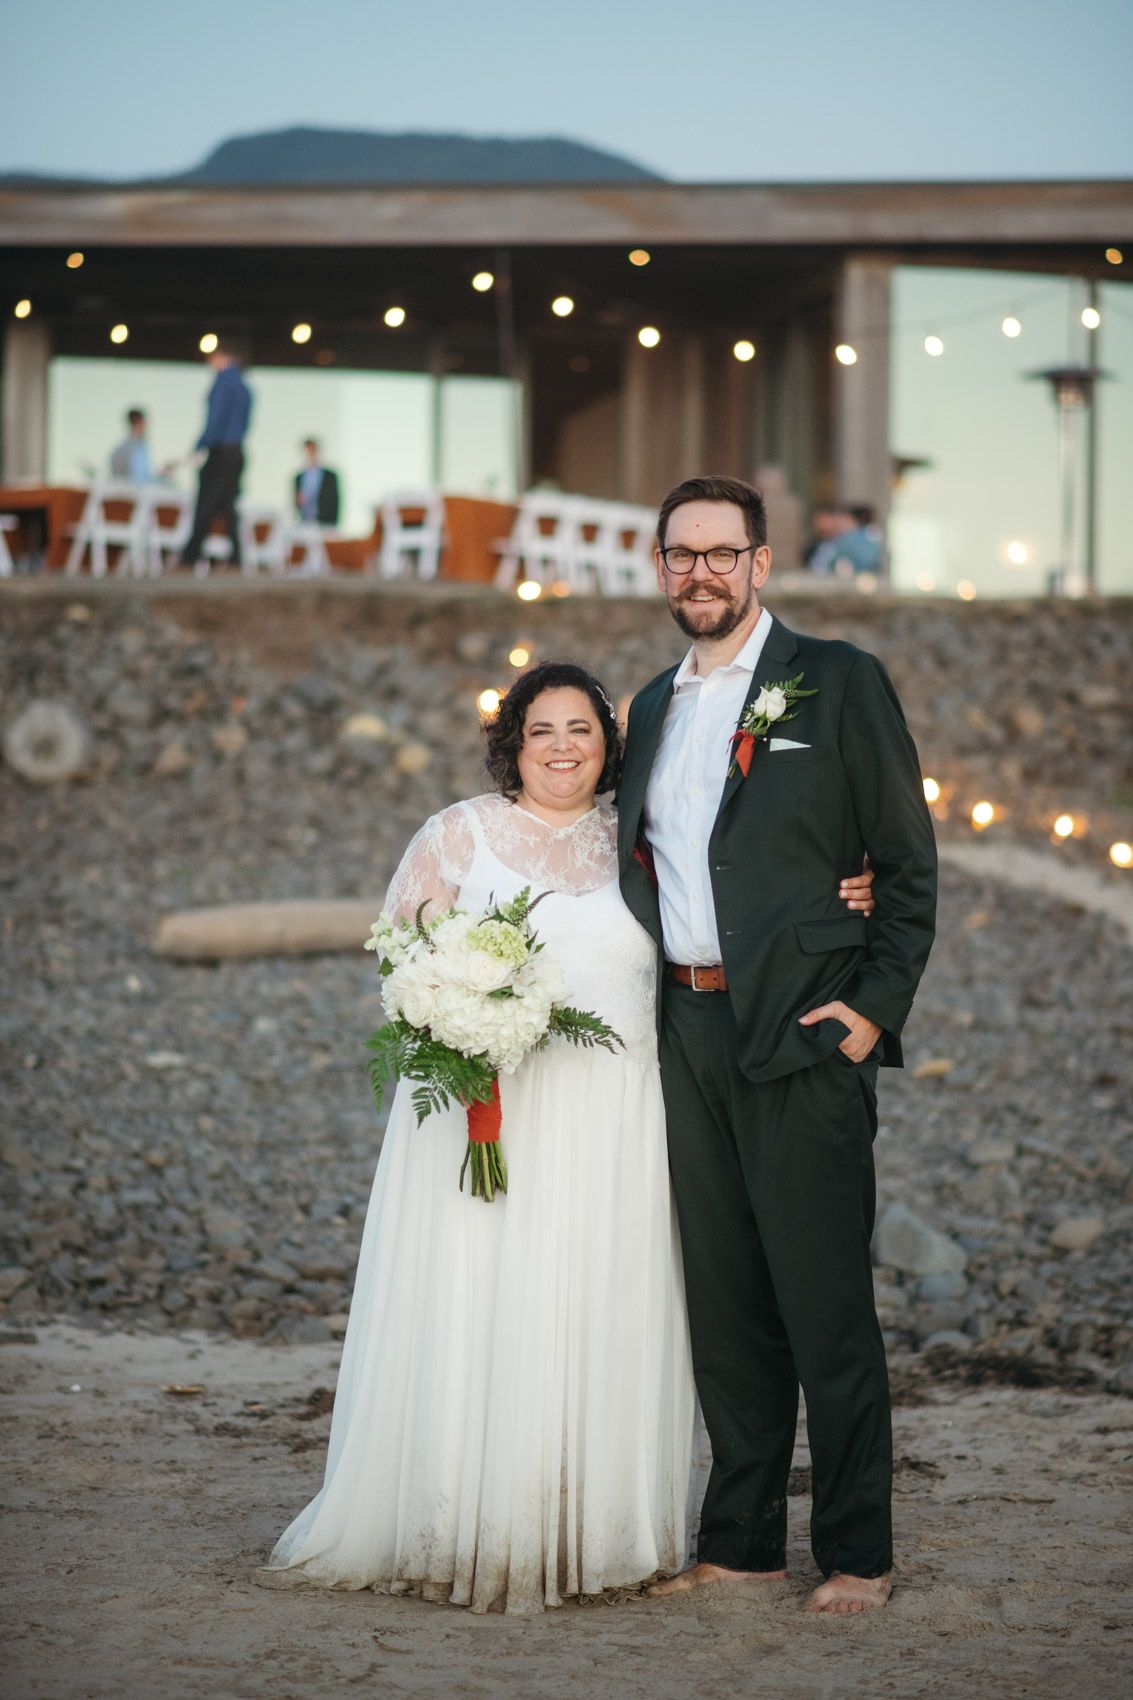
[795,916,868,953]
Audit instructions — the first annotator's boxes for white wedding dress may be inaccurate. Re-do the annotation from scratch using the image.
[267,795,696,1612]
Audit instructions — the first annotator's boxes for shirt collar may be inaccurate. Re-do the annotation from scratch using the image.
[673,605,773,691]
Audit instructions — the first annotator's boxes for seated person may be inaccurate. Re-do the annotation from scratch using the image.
[109,408,155,483]
[293,439,340,526]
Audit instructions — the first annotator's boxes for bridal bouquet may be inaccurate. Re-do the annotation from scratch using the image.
[365,888,622,1201]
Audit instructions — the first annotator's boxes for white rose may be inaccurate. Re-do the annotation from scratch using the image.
[389,959,440,1030]
[464,951,515,994]
[754,684,788,722]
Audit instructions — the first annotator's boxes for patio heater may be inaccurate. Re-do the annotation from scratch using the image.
[1027,365,1107,598]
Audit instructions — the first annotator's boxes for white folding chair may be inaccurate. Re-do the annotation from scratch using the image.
[238,505,288,575]
[66,482,152,577]
[376,490,445,580]
[283,521,334,576]
[597,505,659,596]
[145,491,194,575]
[493,491,578,588]
[0,515,17,577]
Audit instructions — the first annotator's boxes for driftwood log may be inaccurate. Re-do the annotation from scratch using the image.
[153,900,378,960]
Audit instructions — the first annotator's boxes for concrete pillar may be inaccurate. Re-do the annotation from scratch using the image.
[2,316,52,483]
[834,258,891,522]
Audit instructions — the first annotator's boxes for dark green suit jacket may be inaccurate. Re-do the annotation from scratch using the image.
[617,614,938,1084]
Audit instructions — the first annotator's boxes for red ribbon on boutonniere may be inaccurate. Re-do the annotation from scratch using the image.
[729,728,757,778]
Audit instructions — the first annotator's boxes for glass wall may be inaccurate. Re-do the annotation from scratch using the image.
[47,358,520,535]
[889,267,1132,597]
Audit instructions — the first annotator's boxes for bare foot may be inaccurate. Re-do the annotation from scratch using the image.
[647,1561,788,1598]
[806,1571,892,1614]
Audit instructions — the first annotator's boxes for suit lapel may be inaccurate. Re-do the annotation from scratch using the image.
[714,615,800,820]
[618,666,678,861]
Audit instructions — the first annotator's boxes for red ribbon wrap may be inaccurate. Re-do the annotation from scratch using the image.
[730,729,757,777]
[466,1075,502,1143]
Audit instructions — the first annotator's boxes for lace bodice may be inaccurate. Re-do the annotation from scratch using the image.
[382,795,656,1059]
[383,794,620,919]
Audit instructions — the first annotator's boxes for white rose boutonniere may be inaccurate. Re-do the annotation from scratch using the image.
[729,672,818,777]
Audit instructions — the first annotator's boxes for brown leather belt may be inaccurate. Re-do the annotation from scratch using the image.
[667,962,729,992]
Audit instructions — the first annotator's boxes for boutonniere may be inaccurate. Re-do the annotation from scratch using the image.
[728,673,818,777]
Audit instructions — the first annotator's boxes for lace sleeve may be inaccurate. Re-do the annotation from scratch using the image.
[382,804,475,923]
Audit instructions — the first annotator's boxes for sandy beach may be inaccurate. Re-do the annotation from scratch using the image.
[3,1323,1131,1700]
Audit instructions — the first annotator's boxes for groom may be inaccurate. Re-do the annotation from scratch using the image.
[617,476,937,1613]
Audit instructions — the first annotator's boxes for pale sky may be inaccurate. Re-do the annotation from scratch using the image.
[2,0,1131,183]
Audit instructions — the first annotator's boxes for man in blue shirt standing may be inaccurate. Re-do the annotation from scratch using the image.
[180,338,253,570]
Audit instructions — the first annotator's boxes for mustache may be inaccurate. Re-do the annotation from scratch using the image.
[675,585,731,601]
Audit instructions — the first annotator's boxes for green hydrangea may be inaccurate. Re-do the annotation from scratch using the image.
[466,918,529,967]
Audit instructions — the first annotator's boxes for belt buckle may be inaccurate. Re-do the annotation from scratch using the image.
[690,965,710,992]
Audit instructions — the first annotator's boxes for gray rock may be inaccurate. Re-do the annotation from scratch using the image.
[1049,1216,1104,1254]
[0,1266,33,1300]
[873,1203,968,1276]
[916,1271,969,1303]
[921,1330,972,1353]
[266,1315,334,1345]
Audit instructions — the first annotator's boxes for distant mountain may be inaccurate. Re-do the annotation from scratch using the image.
[0,127,663,187]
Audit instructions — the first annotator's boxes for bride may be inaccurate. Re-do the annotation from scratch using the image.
[261,661,875,1612]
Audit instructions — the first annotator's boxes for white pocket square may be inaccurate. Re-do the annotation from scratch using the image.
[768,737,810,751]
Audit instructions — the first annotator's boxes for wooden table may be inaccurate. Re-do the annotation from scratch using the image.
[0,485,87,569]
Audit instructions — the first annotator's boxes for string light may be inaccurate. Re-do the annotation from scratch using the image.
[637,325,661,348]
[732,339,756,363]
[199,332,218,354]
[923,778,941,803]
[971,801,995,829]
[1001,316,1022,338]
[924,335,945,357]
[13,299,31,318]
[291,322,312,344]
[471,271,494,292]
[1053,814,1075,839]
[1005,541,1030,566]
[550,580,573,597]
[1105,247,1124,266]
[956,580,978,600]
[66,252,84,270]
[477,688,502,717]
[109,323,128,344]
[508,646,531,667]
[915,572,935,593]
[551,296,575,318]
[628,249,651,266]
[516,581,542,602]
[1081,306,1101,330]
[383,306,406,328]
[834,344,858,365]
[1110,842,1133,868]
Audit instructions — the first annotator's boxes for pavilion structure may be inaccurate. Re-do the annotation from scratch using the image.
[1,178,1130,529]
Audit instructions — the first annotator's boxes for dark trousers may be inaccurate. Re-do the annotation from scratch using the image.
[182,445,244,567]
[660,978,892,1578]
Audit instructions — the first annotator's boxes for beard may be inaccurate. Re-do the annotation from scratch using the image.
[669,580,755,640]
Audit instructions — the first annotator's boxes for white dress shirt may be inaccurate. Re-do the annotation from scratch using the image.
[643,606,773,964]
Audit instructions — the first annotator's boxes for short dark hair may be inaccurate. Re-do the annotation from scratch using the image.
[483,660,622,799]
[849,503,876,528]
[657,475,768,551]
[214,333,249,364]
[127,408,145,426]
[302,436,319,451]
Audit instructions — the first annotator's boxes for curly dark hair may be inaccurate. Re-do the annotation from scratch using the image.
[484,661,622,799]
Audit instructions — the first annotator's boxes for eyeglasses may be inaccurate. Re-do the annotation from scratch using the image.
[659,545,753,575]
